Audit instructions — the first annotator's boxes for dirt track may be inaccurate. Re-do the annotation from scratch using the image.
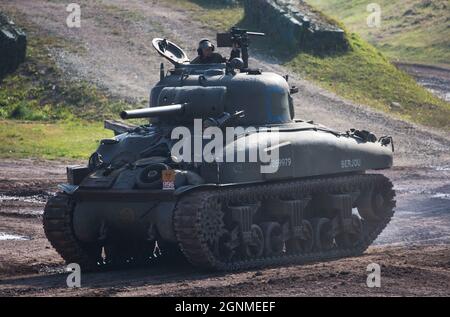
[0,160,450,296]
[1,0,450,296]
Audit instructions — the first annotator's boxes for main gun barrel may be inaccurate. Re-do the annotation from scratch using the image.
[120,103,186,120]
[247,31,265,37]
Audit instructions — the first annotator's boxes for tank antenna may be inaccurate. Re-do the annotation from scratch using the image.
[160,63,165,81]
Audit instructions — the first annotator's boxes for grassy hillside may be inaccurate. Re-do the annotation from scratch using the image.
[172,0,449,129]
[0,12,129,160]
[305,0,450,67]
[0,26,133,122]
[0,1,243,160]
[287,32,450,129]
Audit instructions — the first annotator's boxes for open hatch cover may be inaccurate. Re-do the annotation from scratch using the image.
[152,38,190,66]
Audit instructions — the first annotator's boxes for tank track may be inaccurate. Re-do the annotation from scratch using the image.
[43,194,101,271]
[44,174,395,272]
[174,174,395,271]
[44,194,183,271]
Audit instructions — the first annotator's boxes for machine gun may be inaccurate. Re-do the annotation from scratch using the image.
[217,27,265,69]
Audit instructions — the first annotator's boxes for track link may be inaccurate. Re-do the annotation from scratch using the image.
[43,194,100,271]
[174,174,396,271]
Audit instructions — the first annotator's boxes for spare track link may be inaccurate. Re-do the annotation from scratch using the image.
[174,174,395,271]
[43,193,99,271]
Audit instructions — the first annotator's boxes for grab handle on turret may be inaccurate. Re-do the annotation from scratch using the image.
[120,103,187,120]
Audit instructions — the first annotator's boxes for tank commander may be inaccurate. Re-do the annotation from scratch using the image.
[191,39,240,64]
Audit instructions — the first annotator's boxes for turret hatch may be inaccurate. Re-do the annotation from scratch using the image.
[152,38,190,66]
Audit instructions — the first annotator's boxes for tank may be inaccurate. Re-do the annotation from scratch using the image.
[0,12,27,79]
[44,28,396,271]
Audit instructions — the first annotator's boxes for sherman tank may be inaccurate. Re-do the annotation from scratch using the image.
[44,28,396,271]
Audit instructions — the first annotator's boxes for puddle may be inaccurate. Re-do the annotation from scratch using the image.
[396,63,450,103]
[423,86,450,102]
[394,187,426,195]
[395,184,450,199]
[432,193,450,200]
[416,75,450,102]
[434,166,450,171]
[0,195,47,204]
[0,232,31,241]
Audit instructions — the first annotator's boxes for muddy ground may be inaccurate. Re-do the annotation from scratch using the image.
[397,63,450,103]
[0,0,449,296]
[0,161,449,297]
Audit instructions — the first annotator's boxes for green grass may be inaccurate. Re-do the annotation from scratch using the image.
[286,33,450,129]
[0,120,112,160]
[0,10,135,122]
[0,35,132,121]
[0,9,134,160]
[305,0,450,67]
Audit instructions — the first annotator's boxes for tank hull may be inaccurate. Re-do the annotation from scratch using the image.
[211,126,393,184]
[44,173,395,271]
[65,123,393,244]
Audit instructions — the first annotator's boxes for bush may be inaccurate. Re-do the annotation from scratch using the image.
[9,102,48,120]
